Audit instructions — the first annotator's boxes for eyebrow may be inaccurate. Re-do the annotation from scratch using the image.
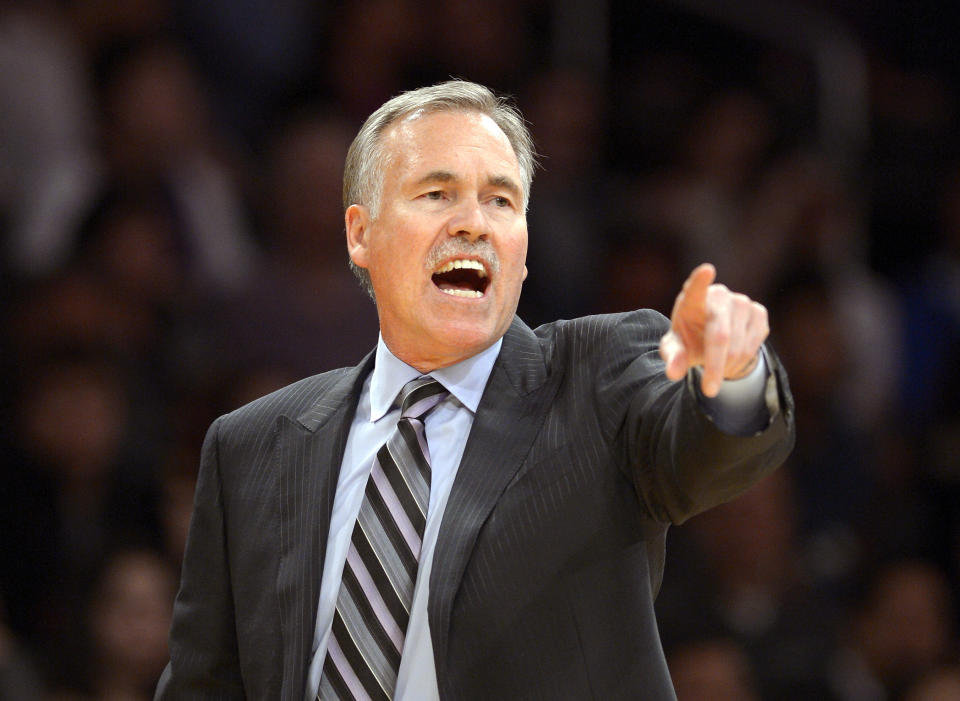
[415,170,457,187]
[487,175,522,200]
[414,170,523,200]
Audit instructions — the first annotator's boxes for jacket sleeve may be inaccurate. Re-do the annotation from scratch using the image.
[595,310,796,525]
[156,417,246,700]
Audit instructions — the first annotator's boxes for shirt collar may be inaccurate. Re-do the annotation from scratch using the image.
[369,334,502,421]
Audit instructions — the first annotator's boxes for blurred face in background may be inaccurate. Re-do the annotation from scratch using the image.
[20,359,128,479]
[858,561,954,690]
[89,550,175,687]
[669,639,761,701]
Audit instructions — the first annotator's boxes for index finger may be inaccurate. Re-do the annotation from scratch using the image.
[671,263,717,323]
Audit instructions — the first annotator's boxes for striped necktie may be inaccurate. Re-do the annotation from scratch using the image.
[319,376,449,701]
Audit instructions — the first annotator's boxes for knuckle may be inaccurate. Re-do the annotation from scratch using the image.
[709,327,730,345]
[708,284,729,300]
[734,295,754,315]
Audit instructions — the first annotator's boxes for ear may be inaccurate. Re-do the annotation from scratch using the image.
[522,264,528,281]
[345,204,372,268]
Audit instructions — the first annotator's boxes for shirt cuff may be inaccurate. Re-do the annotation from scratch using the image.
[692,347,772,436]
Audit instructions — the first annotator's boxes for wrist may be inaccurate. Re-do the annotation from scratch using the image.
[725,352,760,382]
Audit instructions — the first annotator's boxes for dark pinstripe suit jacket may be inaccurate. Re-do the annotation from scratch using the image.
[157,310,794,700]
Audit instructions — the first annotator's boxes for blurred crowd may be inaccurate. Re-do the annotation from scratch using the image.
[1,1,959,700]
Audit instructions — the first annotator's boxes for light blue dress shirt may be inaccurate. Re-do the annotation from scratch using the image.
[304,336,502,701]
[305,335,770,700]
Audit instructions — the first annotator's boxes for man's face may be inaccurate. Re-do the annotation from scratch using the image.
[347,110,528,371]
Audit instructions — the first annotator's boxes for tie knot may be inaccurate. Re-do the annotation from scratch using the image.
[398,376,448,420]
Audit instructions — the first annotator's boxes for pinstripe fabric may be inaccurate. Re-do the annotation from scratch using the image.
[320,377,448,700]
[427,314,794,699]
[158,312,794,701]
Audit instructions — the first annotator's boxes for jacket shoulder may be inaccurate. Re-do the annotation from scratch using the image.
[216,367,355,440]
[532,310,669,367]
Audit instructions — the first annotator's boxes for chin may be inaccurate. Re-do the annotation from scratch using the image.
[443,324,496,351]
[430,317,503,359]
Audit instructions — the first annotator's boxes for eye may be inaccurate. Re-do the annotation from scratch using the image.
[492,195,512,208]
[424,190,445,200]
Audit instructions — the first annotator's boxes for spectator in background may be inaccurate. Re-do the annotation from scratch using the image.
[215,109,379,379]
[74,187,185,315]
[658,469,839,700]
[627,88,775,286]
[830,559,956,701]
[7,184,215,473]
[901,158,960,428]
[322,0,424,120]
[1,1,959,697]
[0,350,161,685]
[174,0,323,142]
[66,184,232,401]
[7,266,155,366]
[95,37,258,293]
[769,270,877,587]
[67,0,172,54]
[44,547,175,701]
[667,636,762,701]
[631,90,902,436]
[737,152,902,433]
[518,67,610,325]
[600,225,685,318]
[608,49,708,173]
[904,667,960,701]
[86,548,174,701]
[0,0,101,275]
[422,0,532,94]
[886,158,960,610]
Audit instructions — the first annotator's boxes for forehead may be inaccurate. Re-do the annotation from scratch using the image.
[380,110,520,181]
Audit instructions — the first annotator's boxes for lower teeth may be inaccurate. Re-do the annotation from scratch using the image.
[441,288,482,298]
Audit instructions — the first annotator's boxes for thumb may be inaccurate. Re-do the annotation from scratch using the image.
[660,331,689,381]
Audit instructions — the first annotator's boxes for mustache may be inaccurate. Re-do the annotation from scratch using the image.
[425,238,500,275]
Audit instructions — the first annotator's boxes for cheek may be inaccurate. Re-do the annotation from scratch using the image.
[509,239,529,282]
[373,250,425,303]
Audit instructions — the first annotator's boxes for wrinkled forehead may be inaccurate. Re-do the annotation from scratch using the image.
[380,110,521,181]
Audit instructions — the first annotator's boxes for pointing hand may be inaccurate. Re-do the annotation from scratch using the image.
[659,264,769,397]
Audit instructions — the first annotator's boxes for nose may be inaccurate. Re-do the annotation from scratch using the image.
[446,198,489,241]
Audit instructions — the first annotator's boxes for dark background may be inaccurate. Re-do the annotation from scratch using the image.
[2,1,959,699]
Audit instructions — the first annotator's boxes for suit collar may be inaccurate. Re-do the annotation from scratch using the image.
[294,351,375,432]
[497,316,549,394]
[278,351,373,698]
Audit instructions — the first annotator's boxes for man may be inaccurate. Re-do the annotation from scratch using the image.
[157,80,794,700]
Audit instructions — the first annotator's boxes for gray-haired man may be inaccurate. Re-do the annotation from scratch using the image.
[158,80,793,700]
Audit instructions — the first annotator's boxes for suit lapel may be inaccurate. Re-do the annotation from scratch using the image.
[275,353,373,700]
[428,318,559,693]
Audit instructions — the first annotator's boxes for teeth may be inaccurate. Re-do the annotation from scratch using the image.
[435,259,487,277]
[440,288,483,298]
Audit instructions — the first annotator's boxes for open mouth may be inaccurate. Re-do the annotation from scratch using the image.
[431,259,489,298]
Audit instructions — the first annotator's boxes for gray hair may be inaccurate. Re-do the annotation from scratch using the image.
[343,80,536,299]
